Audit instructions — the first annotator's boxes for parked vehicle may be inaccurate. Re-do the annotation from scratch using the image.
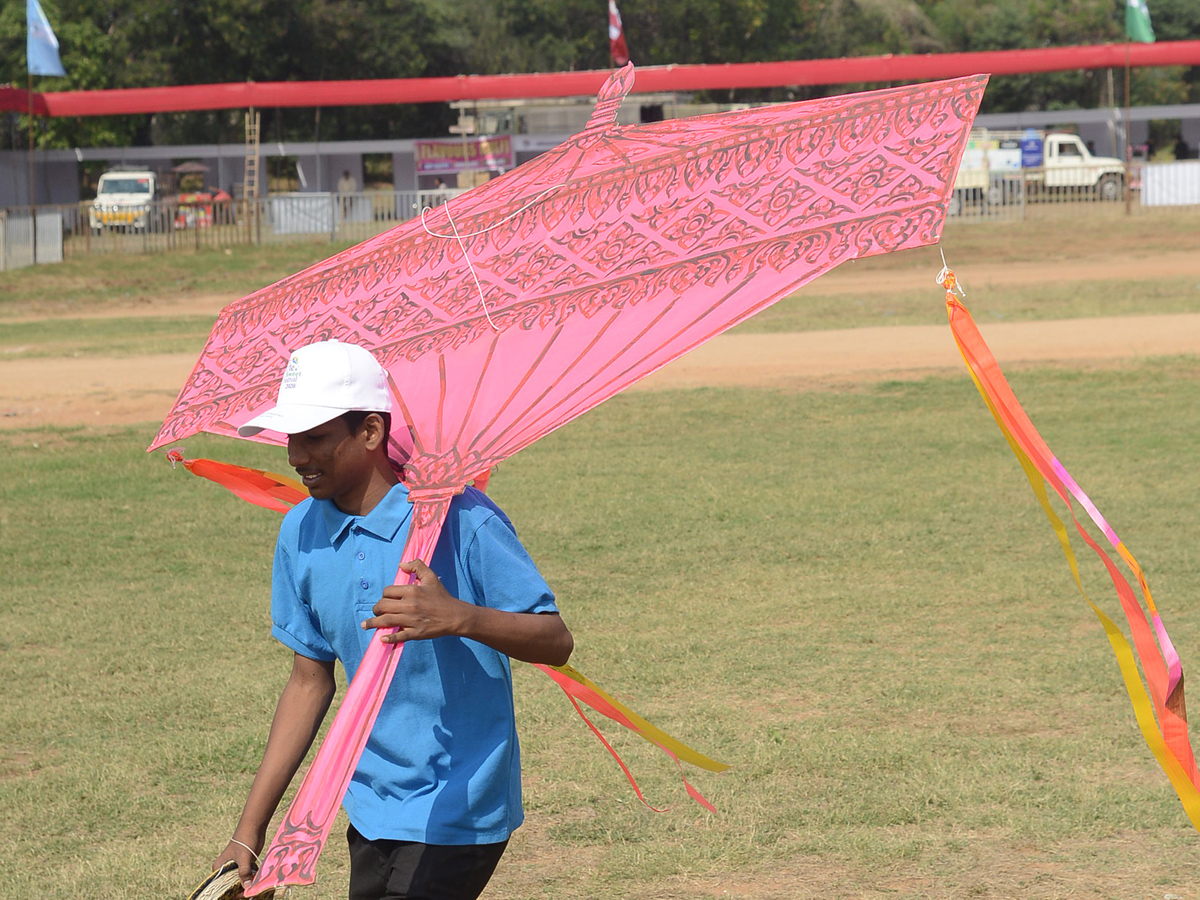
[948,130,1022,215]
[89,170,162,230]
[951,129,1127,214]
[1031,132,1126,200]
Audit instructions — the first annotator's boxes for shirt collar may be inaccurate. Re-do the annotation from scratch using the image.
[320,482,412,546]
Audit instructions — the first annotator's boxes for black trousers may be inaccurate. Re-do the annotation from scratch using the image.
[346,824,508,900]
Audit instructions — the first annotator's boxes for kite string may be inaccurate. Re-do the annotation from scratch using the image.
[419,183,565,239]
[419,183,567,333]
[229,838,260,865]
[437,201,497,331]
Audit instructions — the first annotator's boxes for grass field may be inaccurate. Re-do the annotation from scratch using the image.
[2,210,1200,899]
[0,241,362,317]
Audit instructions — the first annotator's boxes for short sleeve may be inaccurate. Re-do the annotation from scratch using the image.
[463,512,558,616]
[271,531,337,662]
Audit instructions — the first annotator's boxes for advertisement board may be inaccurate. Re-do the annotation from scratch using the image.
[415,136,514,174]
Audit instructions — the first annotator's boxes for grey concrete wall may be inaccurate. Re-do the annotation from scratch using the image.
[214,157,246,195]
[392,151,417,191]
[1182,120,1200,159]
[0,152,79,208]
[295,152,361,193]
[1078,122,1118,158]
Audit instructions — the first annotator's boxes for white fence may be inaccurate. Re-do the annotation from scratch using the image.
[0,210,64,270]
[0,189,462,270]
[1142,161,1200,207]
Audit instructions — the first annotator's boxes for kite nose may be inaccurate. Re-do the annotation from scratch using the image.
[585,61,635,133]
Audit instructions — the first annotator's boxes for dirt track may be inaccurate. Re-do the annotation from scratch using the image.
[3,249,1200,431]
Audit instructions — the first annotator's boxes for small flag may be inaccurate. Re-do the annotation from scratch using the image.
[27,0,66,76]
[1125,0,1154,43]
[609,0,630,67]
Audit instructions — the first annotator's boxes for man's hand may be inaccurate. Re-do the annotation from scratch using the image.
[363,559,573,665]
[215,654,335,897]
[363,559,471,644]
[211,835,261,891]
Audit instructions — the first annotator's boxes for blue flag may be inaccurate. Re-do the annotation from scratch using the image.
[27,0,66,77]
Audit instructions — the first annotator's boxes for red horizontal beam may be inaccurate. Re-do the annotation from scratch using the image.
[0,86,49,116]
[10,40,1200,118]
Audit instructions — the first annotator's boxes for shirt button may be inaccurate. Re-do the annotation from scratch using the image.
[360,579,369,590]
[357,552,365,561]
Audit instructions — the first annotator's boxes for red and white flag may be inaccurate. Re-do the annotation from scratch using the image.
[608,0,630,66]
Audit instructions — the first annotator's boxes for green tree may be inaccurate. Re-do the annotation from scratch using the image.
[0,0,156,147]
[1142,0,1200,102]
[4,0,1199,149]
[1,0,454,147]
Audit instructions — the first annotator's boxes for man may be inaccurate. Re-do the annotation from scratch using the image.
[213,340,573,900]
[337,170,357,218]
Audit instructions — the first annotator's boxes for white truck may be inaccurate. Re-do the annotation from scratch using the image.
[950,129,1127,214]
[89,169,161,230]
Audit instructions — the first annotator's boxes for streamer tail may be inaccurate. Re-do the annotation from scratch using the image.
[536,663,729,814]
[166,451,307,512]
[944,288,1200,829]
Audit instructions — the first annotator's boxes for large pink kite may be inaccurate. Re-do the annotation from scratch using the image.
[151,63,985,893]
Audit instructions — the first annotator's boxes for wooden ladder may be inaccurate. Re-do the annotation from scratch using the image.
[243,108,261,241]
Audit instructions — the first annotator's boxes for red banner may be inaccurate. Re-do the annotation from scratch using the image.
[7,41,1200,118]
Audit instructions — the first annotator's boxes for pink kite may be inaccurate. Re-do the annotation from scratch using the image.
[150,63,985,893]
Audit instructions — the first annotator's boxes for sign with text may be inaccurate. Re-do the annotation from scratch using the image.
[415,135,513,174]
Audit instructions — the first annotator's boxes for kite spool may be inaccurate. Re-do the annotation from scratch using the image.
[186,861,277,900]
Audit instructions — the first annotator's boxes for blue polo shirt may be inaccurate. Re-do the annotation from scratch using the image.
[270,482,558,844]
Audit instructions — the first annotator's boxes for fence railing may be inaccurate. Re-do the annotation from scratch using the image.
[3,171,1199,268]
[0,189,464,270]
[947,163,1151,222]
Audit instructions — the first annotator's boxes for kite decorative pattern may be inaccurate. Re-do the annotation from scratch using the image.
[945,277,1200,830]
[151,64,985,894]
[151,67,984,458]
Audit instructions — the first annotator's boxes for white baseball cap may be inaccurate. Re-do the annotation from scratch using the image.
[237,340,392,437]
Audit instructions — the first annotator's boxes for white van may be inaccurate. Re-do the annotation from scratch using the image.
[89,170,160,230]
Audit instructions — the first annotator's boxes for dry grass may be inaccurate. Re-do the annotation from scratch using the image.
[1,206,1199,899]
[7,363,1200,898]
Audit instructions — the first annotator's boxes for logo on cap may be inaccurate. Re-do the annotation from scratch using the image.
[281,355,302,392]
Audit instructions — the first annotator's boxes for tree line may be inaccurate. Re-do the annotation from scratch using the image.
[1,0,1197,150]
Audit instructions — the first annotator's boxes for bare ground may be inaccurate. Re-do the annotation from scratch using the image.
[2,249,1199,431]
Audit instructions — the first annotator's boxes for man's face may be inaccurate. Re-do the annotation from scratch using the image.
[287,416,373,511]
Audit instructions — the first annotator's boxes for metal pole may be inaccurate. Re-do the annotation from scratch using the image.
[27,74,34,207]
[314,107,322,193]
[27,73,37,264]
[1124,42,1133,216]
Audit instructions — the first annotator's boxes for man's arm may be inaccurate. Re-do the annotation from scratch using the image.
[212,653,337,888]
[365,559,574,666]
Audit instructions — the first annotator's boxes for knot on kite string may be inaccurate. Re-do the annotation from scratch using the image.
[420,184,567,333]
[165,448,185,469]
[935,247,965,299]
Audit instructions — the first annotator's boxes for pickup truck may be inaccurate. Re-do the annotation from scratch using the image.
[88,170,161,230]
[950,130,1127,214]
[1030,132,1125,200]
